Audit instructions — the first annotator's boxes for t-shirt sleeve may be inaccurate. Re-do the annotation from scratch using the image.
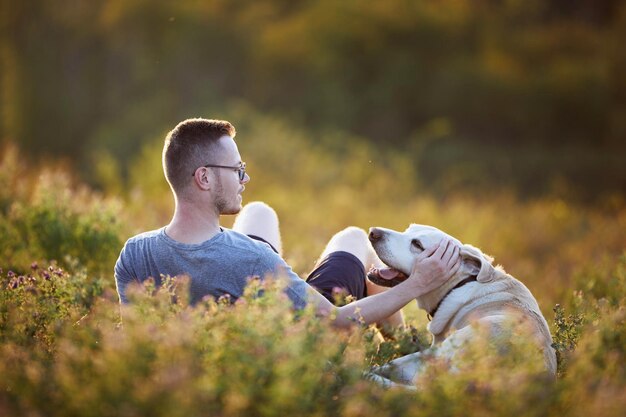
[258,251,312,310]
[114,242,138,304]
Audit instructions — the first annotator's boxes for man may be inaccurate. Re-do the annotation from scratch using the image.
[114,118,461,328]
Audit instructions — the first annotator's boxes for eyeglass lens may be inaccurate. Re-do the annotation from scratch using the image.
[238,165,246,181]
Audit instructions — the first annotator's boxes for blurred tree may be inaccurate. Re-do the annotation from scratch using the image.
[608,2,626,146]
[0,0,623,199]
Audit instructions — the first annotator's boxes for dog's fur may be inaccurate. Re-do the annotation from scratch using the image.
[367,224,557,388]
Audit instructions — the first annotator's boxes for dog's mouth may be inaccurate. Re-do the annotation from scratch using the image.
[367,266,409,288]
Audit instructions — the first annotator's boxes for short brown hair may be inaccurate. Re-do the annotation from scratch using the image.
[162,118,236,194]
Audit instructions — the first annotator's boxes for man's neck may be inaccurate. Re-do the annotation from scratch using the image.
[165,202,221,244]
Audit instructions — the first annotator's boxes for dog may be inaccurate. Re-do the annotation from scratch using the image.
[366,224,557,388]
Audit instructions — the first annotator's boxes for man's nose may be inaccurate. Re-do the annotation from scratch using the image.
[242,173,250,184]
[368,227,383,242]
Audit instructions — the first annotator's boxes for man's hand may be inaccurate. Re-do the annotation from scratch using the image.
[405,238,461,296]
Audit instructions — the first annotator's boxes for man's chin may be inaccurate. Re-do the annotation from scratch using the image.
[220,205,243,216]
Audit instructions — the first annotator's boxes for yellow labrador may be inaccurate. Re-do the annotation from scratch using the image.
[366,224,557,388]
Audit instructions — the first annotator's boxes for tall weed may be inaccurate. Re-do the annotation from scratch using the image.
[1,257,625,416]
[0,144,122,274]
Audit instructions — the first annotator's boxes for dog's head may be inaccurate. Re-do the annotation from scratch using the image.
[367,224,496,288]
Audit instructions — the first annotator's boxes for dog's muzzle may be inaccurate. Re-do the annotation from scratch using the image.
[367,267,409,288]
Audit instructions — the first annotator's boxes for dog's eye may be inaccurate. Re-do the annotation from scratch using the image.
[411,239,424,251]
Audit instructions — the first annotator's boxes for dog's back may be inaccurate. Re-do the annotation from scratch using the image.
[429,271,557,377]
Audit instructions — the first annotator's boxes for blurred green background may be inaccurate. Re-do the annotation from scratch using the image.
[2,0,625,200]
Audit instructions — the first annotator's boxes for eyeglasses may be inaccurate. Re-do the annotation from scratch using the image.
[193,162,247,181]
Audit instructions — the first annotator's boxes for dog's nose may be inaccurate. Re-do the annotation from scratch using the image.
[369,227,383,242]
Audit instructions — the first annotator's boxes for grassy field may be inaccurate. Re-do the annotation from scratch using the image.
[1,112,625,415]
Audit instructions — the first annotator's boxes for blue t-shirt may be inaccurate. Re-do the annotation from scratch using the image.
[114,227,310,309]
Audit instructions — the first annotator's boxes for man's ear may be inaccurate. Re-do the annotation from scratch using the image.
[460,244,495,283]
[193,168,212,191]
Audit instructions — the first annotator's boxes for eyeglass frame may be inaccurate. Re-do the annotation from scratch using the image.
[192,162,246,181]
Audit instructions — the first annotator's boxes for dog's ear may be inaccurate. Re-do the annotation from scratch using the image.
[460,244,496,283]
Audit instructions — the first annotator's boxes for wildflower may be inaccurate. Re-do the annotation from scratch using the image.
[218,294,232,305]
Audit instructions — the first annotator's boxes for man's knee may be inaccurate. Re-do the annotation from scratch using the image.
[332,226,368,246]
[321,226,369,267]
[233,201,283,254]
[238,201,279,222]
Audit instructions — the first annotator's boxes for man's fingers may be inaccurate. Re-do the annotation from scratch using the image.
[444,245,460,267]
[447,255,462,278]
[433,238,450,260]
[417,238,441,260]
[441,242,457,265]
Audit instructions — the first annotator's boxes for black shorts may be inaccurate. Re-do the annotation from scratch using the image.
[305,251,366,305]
[248,235,366,306]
